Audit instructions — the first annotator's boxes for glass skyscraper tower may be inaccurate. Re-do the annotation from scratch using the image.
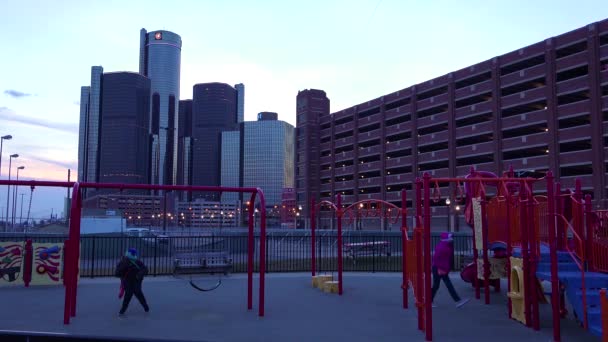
[139,28,182,186]
[78,65,103,184]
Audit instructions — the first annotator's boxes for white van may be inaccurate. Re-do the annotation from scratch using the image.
[126,228,169,244]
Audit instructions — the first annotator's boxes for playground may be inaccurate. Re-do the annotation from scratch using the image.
[0,273,598,342]
[2,169,608,341]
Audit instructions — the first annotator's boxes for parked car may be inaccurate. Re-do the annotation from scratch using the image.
[125,228,169,244]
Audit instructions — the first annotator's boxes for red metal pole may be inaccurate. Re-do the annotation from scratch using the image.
[415,179,424,331]
[546,172,561,341]
[556,183,564,251]
[247,193,256,311]
[311,197,316,277]
[480,187,490,305]
[472,203,480,300]
[423,173,433,341]
[258,188,267,317]
[71,185,82,318]
[337,194,343,296]
[585,194,594,272]
[23,239,32,287]
[63,239,71,325]
[401,188,408,309]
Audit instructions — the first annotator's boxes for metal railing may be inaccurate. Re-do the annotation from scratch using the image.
[0,231,473,277]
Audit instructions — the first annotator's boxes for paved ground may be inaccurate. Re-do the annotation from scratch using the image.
[0,273,600,342]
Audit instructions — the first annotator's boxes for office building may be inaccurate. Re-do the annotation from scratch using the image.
[295,89,330,223]
[82,194,165,227]
[220,130,240,204]
[176,200,239,229]
[219,114,295,218]
[296,19,608,227]
[236,83,245,123]
[191,82,238,199]
[177,99,193,187]
[78,66,103,183]
[242,116,294,208]
[98,72,151,187]
[139,28,182,186]
[257,112,278,121]
[77,86,90,182]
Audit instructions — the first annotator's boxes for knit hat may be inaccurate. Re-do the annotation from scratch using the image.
[440,232,453,242]
[126,248,138,259]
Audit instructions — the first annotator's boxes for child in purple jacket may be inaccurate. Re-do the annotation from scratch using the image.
[432,232,469,308]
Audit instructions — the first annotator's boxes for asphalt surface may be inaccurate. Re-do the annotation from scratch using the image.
[0,273,599,341]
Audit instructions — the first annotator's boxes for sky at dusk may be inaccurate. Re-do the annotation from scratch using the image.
[0,0,606,218]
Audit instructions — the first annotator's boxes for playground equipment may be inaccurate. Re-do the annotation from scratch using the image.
[172,250,232,292]
[310,191,409,303]
[411,168,608,341]
[0,179,269,326]
[411,170,550,341]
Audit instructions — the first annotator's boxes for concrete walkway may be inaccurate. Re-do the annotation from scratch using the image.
[0,273,599,341]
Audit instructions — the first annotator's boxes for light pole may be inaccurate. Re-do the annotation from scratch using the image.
[445,198,451,232]
[0,135,13,178]
[19,193,25,227]
[5,154,18,231]
[12,166,24,229]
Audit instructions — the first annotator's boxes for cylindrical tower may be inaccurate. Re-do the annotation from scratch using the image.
[140,28,182,186]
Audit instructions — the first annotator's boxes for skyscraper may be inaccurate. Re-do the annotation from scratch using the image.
[295,89,330,224]
[220,130,240,204]
[78,66,103,184]
[77,86,90,182]
[220,114,295,211]
[191,82,238,200]
[177,99,192,187]
[97,72,151,187]
[235,83,245,123]
[241,116,294,207]
[139,28,182,186]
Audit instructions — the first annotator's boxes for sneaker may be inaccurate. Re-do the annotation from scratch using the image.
[144,307,149,313]
[455,298,470,308]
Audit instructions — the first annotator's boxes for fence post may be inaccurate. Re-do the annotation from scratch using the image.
[401,188,408,310]
[311,197,316,277]
[90,237,95,278]
[153,236,158,277]
[337,194,343,296]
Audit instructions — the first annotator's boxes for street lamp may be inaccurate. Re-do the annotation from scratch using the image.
[445,198,451,232]
[12,166,24,229]
[5,153,18,231]
[0,135,13,178]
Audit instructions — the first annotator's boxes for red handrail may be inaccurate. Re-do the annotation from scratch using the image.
[556,212,587,330]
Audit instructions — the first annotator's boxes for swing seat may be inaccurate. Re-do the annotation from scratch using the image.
[173,252,233,275]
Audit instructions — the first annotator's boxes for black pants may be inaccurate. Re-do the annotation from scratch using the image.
[431,267,461,302]
[120,279,149,313]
